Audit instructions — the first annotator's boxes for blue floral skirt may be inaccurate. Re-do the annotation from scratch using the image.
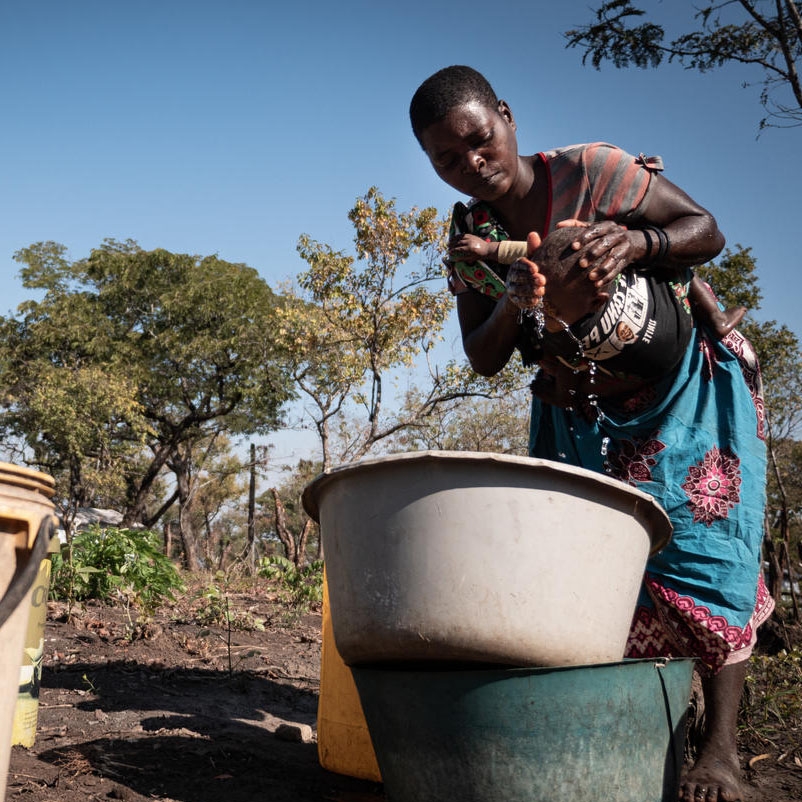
[529,326,773,673]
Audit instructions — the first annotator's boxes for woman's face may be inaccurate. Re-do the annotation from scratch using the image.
[419,100,520,202]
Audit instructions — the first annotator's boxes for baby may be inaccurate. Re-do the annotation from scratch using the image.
[450,229,746,340]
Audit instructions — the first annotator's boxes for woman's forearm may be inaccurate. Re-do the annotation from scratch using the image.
[636,174,726,267]
[633,211,724,268]
[458,292,522,376]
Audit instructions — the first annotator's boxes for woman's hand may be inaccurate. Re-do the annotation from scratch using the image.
[556,219,634,288]
[505,257,546,309]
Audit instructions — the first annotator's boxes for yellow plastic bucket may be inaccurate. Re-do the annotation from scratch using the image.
[12,533,59,748]
[317,570,381,782]
[0,463,57,800]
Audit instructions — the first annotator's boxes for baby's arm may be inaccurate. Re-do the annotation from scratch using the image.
[450,234,528,264]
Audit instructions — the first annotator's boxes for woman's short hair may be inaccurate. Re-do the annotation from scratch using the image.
[409,65,499,144]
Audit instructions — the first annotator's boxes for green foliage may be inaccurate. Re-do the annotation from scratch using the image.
[741,649,802,743]
[50,526,184,614]
[281,188,451,469]
[566,0,663,69]
[2,239,295,548]
[258,555,324,611]
[565,1,802,129]
[191,574,266,631]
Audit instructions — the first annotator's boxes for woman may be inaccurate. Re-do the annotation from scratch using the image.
[410,65,772,802]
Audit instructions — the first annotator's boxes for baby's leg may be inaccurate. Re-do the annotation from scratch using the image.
[689,276,746,339]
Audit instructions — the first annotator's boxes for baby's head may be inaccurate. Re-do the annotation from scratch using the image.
[531,227,584,282]
[531,227,606,318]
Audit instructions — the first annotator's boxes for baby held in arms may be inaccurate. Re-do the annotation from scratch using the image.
[500,227,698,412]
[451,228,745,341]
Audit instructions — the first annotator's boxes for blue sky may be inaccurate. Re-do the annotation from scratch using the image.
[2,1,799,466]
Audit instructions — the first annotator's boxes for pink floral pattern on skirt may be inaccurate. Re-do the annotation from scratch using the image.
[626,574,774,674]
[681,446,742,526]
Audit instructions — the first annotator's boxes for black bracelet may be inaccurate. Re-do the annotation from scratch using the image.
[660,228,671,259]
[636,225,671,266]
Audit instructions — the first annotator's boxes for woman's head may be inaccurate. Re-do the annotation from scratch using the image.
[410,66,520,202]
[409,66,499,144]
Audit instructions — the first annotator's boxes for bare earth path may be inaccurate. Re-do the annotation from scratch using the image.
[5,590,801,802]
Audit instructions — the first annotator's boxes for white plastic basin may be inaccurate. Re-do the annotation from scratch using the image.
[302,451,672,668]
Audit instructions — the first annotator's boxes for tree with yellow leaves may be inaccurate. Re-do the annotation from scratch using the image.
[278,187,459,471]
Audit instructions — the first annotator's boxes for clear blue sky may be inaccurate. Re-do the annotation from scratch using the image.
[2,1,799,466]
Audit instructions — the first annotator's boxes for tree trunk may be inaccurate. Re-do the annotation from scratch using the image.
[763,522,783,605]
[765,437,792,604]
[173,457,203,572]
[297,519,312,567]
[782,540,800,621]
[271,488,297,565]
[177,507,202,571]
[163,521,172,558]
[247,443,257,572]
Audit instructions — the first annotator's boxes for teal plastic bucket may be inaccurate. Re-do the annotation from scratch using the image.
[351,658,695,802]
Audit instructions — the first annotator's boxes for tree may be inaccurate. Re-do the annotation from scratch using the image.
[565,1,802,129]
[382,360,532,456]
[278,187,457,470]
[255,459,321,566]
[163,434,252,571]
[0,359,148,541]
[696,245,802,436]
[274,188,532,558]
[0,242,150,540]
[3,240,295,568]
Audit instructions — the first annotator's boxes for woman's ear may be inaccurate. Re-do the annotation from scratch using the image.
[498,100,516,129]
[526,231,542,256]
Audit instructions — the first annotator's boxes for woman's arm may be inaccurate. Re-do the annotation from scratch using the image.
[564,173,725,288]
[455,233,546,376]
[456,290,523,377]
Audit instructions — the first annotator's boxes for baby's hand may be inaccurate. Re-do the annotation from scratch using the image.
[449,233,493,262]
[506,257,546,309]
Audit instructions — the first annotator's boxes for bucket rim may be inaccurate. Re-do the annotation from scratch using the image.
[350,655,698,679]
[301,450,672,553]
[0,462,55,496]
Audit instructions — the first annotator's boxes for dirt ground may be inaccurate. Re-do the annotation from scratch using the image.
[5,583,802,802]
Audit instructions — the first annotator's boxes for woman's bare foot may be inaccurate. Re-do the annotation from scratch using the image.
[680,661,748,801]
[680,747,743,800]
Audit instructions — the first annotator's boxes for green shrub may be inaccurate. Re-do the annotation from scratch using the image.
[50,526,184,614]
[191,573,266,631]
[741,648,802,744]
[258,556,323,610]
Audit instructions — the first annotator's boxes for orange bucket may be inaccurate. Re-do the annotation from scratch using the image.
[317,570,381,782]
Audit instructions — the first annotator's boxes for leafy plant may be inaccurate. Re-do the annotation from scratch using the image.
[258,556,324,611]
[191,574,266,632]
[741,649,802,747]
[50,526,184,614]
